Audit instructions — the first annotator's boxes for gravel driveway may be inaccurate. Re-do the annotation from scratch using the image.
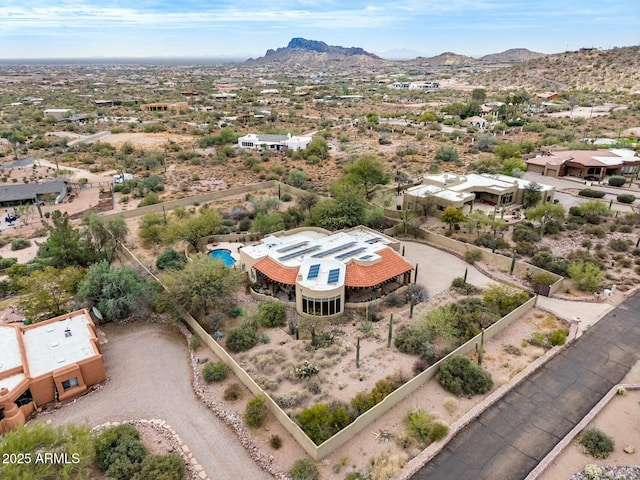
[41,321,272,480]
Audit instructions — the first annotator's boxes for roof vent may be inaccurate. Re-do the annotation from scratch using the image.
[64,328,72,338]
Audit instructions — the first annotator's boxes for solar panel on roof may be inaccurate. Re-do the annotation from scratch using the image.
[276,241,309,253]
[360,255,373,260]
[307,264,321,279]
[311,241,357,258]
[278,245,321,261]
[335,247,367,260]
[327,268,340,284]
[366,237,382,244]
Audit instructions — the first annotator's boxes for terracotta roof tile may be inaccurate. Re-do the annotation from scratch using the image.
[345,248,413,288]
[254,257,299,285]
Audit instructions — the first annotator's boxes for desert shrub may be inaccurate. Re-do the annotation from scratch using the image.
[527,331,548,348]
[94,424,148,479]
[515,241,537,256]
[482,284,530,317]
[295,360,319,379]
[450,277,479,295]
[608,238,630,252]
[226,322,258,352]
[277,390,307,408]
[578,428,614,459]
[464,249,482,264]
[434,146,459,162]
[568,261,603,292]
[406,283,428,303]
[0,257,18,270]
[617,193,636,204]
[607,176,626,187]
[10,239,31,250]
[473,233,510,251]
[223,383,243,401]
[244,395,268,428]
[578,189,606,198]
[368,451,408,480]
[155,247,187,270]
[139,191,161,207]
[503,344,522,355]
[290,458,320,480]
[531,272,558,289]
[384,292,406,307]
[202,361,229,382]
[229,306,243,317]
[436,355,493,396]
[584,225,606,237]
[512,225,540,243]
[404,409,449,447]
[530,250,554,269]
[269,435,282,449]
[298,403,352,444]
[136,453,186,480]
[548,329,568,346]
[255,300,286,327]
[394,327,435,360]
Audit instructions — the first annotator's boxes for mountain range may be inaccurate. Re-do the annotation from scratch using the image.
[246,38,545,66]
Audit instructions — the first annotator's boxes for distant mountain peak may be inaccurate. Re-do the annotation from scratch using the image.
[249,38,384,66]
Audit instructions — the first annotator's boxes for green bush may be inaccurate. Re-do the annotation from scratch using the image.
[290,458,320,480]
[269,435,282,449]
[136,453,186,480]
[94,424,141,471]
[202,361,229,382]
[436,355,493,396]
[531,272,558,289]
[10,239,31,250]
[450,277,479,295]
[434,146,459,162]
[0,257,18,270]
[548,329,568,346]
[482,284,530,317]
[617,193,636,204]
[473,233,510,251]
[223,383,243,401]
[244,395,268,428]
[464,249,482,264]
[578,189,606,198]
[394,327,435,360]
[609,238,630,252]
[298,402,352,444]
[94,424,148,480]
[139,191,161,207]
[404,409,449,447]
[226,322,258,352]
[568,261,603,292]
[155,248,187,270]
[512,226,540,243]
[578,427,614,459]
[607,176,626,187]
[255,300,286,328]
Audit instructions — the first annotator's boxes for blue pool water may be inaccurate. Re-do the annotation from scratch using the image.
[209,249,236,267]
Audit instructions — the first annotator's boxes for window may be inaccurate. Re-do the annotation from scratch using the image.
[62,377,79,391]
[301,295,342,316]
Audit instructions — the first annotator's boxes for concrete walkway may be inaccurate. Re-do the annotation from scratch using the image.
[41,322,271,480]
[536,295,615,335]
[412,293,640,480]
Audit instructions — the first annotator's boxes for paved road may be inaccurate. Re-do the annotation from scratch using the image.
[42,322,271,480]
[413,293,640,480]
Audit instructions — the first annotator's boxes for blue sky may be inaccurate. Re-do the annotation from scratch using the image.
[1,0,638,59]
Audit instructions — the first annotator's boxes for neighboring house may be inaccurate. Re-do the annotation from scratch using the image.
[535,91,559,100]
[389,81,440,90]
[403,172,555,215]
[464,116,488,130]
[140,102,188,111]
[525,148,640,179]
[44,109,73,120]
[240,226,413,318]
[237,133,312,152]
[92,99,122,107]
[0,309,106,434]
[0,179,69,207]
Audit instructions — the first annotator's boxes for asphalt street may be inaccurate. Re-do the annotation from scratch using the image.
[413,293,640,480]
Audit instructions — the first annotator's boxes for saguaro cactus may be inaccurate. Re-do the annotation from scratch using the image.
[356,337,361,368]
[387,314,393,348]
[476,329,485,366]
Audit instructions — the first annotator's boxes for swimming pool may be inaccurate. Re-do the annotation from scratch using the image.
[209,249,236,267]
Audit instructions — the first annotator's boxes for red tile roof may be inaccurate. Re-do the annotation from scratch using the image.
[345,248,413,288]
[254,257,299,285]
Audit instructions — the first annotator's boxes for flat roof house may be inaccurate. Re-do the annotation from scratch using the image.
[237,133,312,152]
[404,173,555,214]
[0,310,106,434]
[240,226,413,318]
